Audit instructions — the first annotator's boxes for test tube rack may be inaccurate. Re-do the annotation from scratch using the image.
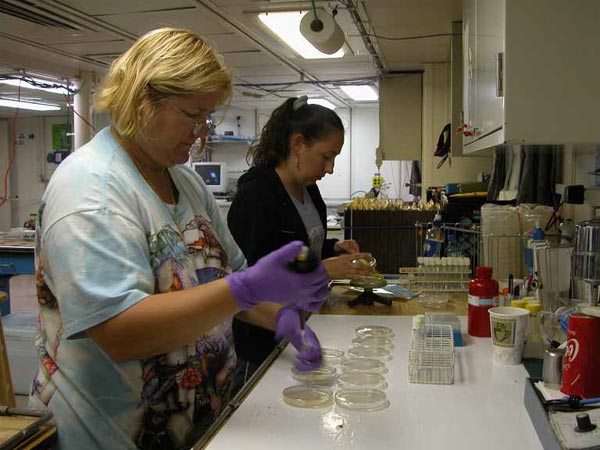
[408,323,455,385]
[398,257,471,292]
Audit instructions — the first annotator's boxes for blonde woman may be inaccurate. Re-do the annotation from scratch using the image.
[30,28,327,450]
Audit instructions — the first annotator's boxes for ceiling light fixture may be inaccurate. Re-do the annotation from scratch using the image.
[258,11,344,59]
[340,85,379,101]
[0,76,69,95]
[307,98,336,109]
[0,98,61,111]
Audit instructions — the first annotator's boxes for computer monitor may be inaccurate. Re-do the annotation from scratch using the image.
[192,162,228,194]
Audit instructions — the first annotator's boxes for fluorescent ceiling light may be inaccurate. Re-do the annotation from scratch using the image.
[0,77,69,95]
[258,11,344,59]
[340,85,378,101]
[0,99,61,111]
[307,98,336,109]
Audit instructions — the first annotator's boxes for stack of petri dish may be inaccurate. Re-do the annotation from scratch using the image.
[291,365,337,386]
[334,389,389,412]
[321,347,345,366]
[352,335,395,350]
[336,372,387,391]
[347,346,392,361]
[282,385,334,408]
[355,325,395,339]
[341,357,388,375]
[283,324,395,411]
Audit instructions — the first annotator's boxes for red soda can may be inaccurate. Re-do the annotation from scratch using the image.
[561,314,600,398]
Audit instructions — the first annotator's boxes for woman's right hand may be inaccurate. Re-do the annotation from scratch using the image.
[226,241,328,311]
[322,252,375,281]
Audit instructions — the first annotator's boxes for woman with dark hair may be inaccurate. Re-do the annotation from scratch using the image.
[227,96,374,388]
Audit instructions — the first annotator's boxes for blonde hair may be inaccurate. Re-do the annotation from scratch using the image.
[95,27,232,138]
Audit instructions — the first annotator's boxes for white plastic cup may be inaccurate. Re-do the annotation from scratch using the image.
[488,307,529,365]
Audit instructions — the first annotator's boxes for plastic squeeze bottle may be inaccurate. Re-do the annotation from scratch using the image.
[522,301,545,359]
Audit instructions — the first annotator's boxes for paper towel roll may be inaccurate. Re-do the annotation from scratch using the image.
[300,10,344,55]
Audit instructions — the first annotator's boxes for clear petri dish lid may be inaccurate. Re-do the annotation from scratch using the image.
[282,385,334,408]
[334,389,389,412]
[347,346,392,361]
[291,365,337,385]
[341,357,387,374]
[418,293,449,309]
[352,336,395,350]
[355,325,395,339]
[337,372,388,390]
[321,347,345,365]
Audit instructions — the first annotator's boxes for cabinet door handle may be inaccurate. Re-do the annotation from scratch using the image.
[496,52,504,98]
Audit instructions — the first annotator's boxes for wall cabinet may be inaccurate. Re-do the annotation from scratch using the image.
[462,0,600,153]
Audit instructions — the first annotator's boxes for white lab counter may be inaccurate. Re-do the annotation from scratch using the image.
[205,315,543,450]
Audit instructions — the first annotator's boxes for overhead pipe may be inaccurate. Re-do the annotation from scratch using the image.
[343,0,386,74]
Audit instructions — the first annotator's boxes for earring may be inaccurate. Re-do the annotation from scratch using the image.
[296,154,300,170]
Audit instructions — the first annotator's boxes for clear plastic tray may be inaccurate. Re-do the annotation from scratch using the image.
[334,389,389,412]
[336,372,388,390]
[355,325,395,339]
[352,336,395,350]
[291,365,337,385]
[341,357,387,374]
[282,385,333,408]
[347,346,392,361]
[321,347,345,365]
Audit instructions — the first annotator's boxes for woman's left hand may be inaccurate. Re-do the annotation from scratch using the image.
[334,239,360,255]
[322,252,375,281]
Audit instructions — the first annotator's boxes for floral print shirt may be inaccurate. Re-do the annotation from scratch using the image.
[30,127,246,450]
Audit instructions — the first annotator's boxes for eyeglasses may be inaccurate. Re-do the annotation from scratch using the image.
[169,102,214,137]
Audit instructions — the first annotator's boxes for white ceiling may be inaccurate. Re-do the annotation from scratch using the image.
[0,0,461,118]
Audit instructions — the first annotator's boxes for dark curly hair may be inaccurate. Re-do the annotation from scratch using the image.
[248,97,344,168]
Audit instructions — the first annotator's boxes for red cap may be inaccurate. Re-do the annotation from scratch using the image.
[475,266,493,278]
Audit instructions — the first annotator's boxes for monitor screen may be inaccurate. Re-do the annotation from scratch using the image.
[192,162,227,193]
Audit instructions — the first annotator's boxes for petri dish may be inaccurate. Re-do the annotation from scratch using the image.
[418,293,449,309]
[341,357,387,374]
[351,276,387,289]
[282,385,333,408]
[322,347,345,365]
[334,389,389,412]
[352,336,395,350]
[337,372,388,390]
[348,346,392,361]
[355,325,395,339]
[291,365,337,385]
[352,256,377,268]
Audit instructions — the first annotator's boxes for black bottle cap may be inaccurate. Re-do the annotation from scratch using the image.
[575,413,597,432]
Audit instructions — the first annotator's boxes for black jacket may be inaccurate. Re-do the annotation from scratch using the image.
[227,166,337,364]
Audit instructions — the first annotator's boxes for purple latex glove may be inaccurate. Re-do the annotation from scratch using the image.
[226,241,329,311]
[275,308,322,372]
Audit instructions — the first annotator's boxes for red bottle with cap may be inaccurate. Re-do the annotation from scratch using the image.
[468,266,499,337]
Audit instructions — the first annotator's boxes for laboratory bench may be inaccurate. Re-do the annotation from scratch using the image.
[199,315,543,450]
[321,286,468,316]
